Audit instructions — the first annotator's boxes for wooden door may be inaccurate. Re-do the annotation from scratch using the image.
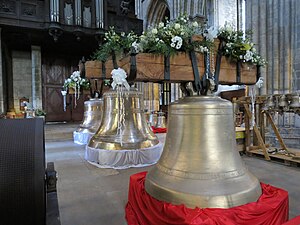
[42,56,87,122]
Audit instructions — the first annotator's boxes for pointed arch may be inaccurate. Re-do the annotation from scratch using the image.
[146,0,170,27]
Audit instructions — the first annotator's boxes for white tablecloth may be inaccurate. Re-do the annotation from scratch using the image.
[73,131,94,145]
[85,142,164,169]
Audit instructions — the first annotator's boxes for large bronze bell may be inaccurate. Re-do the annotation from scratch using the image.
[88,87,159,150]
[73,98,103,144]
[145,96,262,208]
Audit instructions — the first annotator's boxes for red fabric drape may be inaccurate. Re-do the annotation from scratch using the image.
[125,172,289,225]
[282,215,300,225]
[151,126,167,133]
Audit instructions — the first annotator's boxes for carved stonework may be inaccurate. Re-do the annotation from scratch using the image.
[83,0,92,8]
[0,0,16,14]
[64,3,73,25]
[21,3,36,16]
[83,6,91,27]
[120,0,135,17]
[120,0,130,15]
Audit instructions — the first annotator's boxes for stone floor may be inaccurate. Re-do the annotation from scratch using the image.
[45,123,300,225]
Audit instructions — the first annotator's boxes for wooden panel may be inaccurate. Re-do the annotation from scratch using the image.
[120,52,205,82]
[85,55,258,85]
[85,37,258,85]
[85,60,116,79]
[44,85,72,122]
[42,56,86,122]
[219,57,257,84]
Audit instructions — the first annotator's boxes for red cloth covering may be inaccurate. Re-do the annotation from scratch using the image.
[151,126,167,133]
[125,172,289,225]
[282,215,300,225]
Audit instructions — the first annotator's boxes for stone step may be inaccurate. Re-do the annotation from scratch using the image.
[45,122,80,141]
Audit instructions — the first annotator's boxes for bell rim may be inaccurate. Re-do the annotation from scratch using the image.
[145,173,262,209]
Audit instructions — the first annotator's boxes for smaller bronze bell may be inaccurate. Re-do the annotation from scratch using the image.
[261,101,269,112]
[88,87,159,150]
[266,95,275,109]
[278,95,288,108]
[73,98,103,145]
[156,111,167,128]
[149,111,158,127]
[289,94,300,109]
[273,94,282,111]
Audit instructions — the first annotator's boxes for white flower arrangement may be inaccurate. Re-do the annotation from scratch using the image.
[133,14,213,56]
[93,26,139,62]
[63,71,90,107]
[63,71,90,91]
[218,23,267,66]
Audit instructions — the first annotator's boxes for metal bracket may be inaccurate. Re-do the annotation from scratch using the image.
[45,162,57,193]
[189,50,201,93]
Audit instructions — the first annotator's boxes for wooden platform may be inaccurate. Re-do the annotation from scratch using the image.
[246,148,300,167]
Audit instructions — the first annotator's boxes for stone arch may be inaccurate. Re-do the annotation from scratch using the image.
[171,0,206,19]
[146,0,170,27]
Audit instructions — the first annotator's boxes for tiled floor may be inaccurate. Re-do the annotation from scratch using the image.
[45,123,300,225]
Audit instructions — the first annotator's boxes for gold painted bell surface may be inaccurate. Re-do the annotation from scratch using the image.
[88,87,159,150]
[76,98,103,133]
[145,96,262,209]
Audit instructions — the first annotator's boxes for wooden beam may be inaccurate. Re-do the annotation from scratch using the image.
[243,104,270,160]
[265,112,291,153]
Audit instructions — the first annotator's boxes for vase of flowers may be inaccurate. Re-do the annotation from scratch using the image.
[63,70,90,107]
[64,71,90,95]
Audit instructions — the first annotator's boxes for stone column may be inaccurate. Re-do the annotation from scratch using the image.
[246,0,295,94]
[31,46,43,110]
[293,0,300,93]
[216,0,237,27]
[0,28,4,114]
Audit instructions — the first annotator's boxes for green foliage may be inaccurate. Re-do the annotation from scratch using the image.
[136,15,212,56]
[93,27,139,62]
[63,71,90,90]
[218,23,267,66]
[91,17,266,69]
[35,108,46,116]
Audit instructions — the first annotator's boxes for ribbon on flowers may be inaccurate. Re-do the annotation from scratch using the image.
[61,90,67,111]
[203,26,218,41]
[255,77,264,88]
[111,68,130,91]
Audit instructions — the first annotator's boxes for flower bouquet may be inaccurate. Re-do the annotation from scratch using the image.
[86,15,266,86]
[119,14,215,82]
[63,71,90,107]
[64,71,90,95]
[216,23,267,84]
[86,27,139,79]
